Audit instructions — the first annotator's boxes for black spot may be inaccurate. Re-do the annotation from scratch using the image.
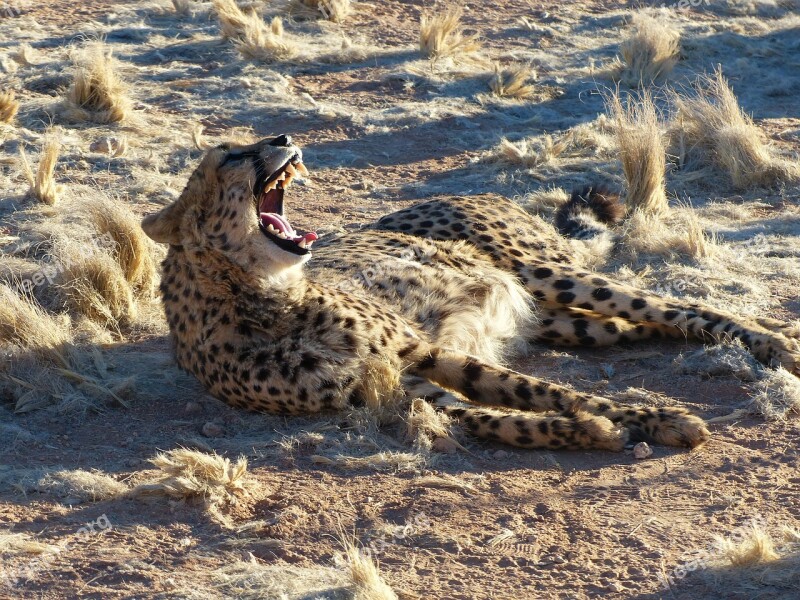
[533,267,553,279]
[515,382,533,401]
[417,353,437,370]
[663,309,680,321]
[592,287,613,301]
[554,279,575,290]
[464,362,483,381]
[603,322,618,334]
[556,292,576,304]
[631,298,647,310]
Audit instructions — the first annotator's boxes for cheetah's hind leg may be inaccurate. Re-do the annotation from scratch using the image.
[402,376,627,451]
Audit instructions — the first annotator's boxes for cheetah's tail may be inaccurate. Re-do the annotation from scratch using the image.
[554,184,624,240]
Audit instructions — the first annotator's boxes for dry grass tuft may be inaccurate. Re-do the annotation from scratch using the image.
[749,366,800,421]
[0,284,71,367]
[32,468,128,502]
[311,451,425,472]
[20,130,62,206]
[492,136,571,170]
[57,247,137,329]
[135,448,249,508]
[213,0,297,61]
[620,207,717,261]
[0,532,57,556]
[0,90,20,124]
[64,42,130,124]
[608,88,669,215]
[12,43,37,66]
[81,198,157,295]
[716,522,780,567]
[341,538,398,600]
[356,357,405,418]
[407,397,459,453]
[172,0,192,15]
[614,13,680,87]
[489,63,537,100]
[213,0,255,40]
[292,0,352,23]
[420,6,480,61]
[673,339,763,382]
[671,69,799,188]
[215,561,349,599]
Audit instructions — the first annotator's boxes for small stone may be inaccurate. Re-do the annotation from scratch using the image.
[184,401,202,415]
[432,437,459,454]
[493,450,510,459]
[201,422,224,438]
[89,136,127,157]
[633,442,653,459]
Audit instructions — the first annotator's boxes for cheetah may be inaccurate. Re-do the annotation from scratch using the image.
[141,135,800,452]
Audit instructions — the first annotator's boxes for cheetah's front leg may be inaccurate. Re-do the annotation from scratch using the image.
[407,346,710,448]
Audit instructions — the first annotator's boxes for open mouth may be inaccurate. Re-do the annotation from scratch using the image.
[257,158,318,256]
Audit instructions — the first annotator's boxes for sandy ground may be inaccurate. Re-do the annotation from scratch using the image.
[1,1,799,598]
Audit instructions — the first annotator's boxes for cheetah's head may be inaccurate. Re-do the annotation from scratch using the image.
[141,135,317,277]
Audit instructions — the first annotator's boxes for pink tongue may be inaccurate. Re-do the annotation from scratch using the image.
[260,213,318,244]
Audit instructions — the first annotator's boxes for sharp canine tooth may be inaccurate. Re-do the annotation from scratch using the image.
[298,240,307,249]
[284,174,294,188]
[285,164,297,176]
[295,162,309,175]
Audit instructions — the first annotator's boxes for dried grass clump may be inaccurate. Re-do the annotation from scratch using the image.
[407,397,462,454]
[671,69,799,188]
[341,539,398,600]
[490,127,604,172]
[135,449,249,508]
[673,339,763,381]
[749,366,800,421]
[420,6,480,61]
[19,130,62,206]
[489,64,537,100]
[0,284,71,367]
[608,89,668,215]
[620,207,717,261]
[311,451,425,472]
[614,13,680,87]
[81,198,156,295]
[214,0,297,61]
[12,44,37,66]
[57,248,136,328]
[0,533,57,556]
[64,43,130,124]
[32,468,128,502]
[0,90,20,124]
[216,562,348,599]
[492,136,570,170]
[715,522,779,567]
[172,0,192,15]
[292,0,351,23]
[213,0,255,39]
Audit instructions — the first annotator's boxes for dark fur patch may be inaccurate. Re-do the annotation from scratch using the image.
[555,184,624,239]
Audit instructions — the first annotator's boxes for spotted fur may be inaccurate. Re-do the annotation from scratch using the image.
[142,137,800,452]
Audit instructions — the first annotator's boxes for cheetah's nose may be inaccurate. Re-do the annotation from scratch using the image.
[269,134,292,148]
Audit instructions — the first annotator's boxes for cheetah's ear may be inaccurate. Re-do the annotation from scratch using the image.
[141,201,185,245]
